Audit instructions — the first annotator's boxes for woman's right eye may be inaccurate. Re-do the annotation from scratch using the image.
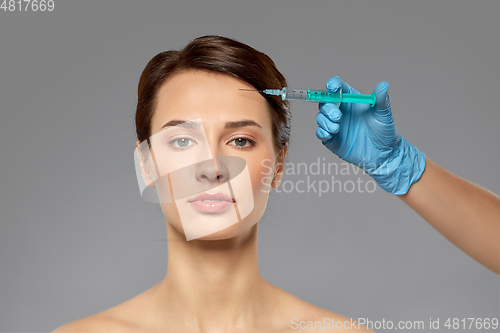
[168,137,197,150]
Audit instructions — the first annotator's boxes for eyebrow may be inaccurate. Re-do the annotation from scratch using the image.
[160,119,262,130]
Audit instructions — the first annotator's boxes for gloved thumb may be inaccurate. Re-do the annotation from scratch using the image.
[326,76,355,94]
[373,81,391,116]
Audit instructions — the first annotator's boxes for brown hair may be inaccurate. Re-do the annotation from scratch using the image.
[135,35,291,160]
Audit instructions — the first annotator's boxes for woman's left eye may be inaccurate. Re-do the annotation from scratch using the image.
[228,137,256,149]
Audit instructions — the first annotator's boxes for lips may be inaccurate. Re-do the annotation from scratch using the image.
[187,192,235,203]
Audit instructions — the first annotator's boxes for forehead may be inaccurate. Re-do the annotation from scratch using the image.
[151,70,273,132]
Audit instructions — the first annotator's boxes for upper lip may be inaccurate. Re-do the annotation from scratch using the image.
[188,192,235,203]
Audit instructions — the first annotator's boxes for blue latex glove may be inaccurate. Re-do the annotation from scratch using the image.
[315,76,426,195]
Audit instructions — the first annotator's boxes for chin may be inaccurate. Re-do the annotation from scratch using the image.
[193,218,258,241]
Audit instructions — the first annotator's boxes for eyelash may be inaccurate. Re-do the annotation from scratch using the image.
[228,137,257,150]
[167,137,257,150]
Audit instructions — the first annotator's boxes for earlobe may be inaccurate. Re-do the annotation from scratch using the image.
[136,141,156,188]
[271,147,287,189]
[271,172,281,189]
[271,167,285,189]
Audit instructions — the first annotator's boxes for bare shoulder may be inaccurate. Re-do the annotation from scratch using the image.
[269,283,374,332]
[289,302,374,332]
[301,307,374,332]
[52,286,155,332]
[50,300,149,333]
[51,313,121,333]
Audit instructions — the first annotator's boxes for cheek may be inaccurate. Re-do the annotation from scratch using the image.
[246,155,275,197]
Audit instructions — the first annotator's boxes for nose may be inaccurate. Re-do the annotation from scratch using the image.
[195,157,229,184]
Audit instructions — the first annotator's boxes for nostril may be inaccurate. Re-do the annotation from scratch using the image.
[201,174,224,181]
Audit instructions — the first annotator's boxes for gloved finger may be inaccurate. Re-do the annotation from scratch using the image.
[318,103,342,123]
[316,126,333,141]
[373,81,391,116]
[315,112,340,134]
[325,76,361,95]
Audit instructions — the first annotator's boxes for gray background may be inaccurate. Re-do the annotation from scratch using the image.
[1,0,499,332]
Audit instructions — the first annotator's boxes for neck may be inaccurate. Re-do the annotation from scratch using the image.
[154,221,273,332]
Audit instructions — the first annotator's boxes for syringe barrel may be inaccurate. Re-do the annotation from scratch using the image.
[274,87,374,107]
[307,90,342,104]
[283,88,309,100]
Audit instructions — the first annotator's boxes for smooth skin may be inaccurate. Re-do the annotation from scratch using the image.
[399,158,500,274]
[52,71,373,332]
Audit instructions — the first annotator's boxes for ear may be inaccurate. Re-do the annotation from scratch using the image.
[136,140,157,188]
[271,143,288,189]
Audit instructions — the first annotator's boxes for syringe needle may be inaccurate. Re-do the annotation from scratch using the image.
[239,88,284,97]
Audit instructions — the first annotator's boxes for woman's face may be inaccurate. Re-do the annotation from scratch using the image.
[137,70,286,241]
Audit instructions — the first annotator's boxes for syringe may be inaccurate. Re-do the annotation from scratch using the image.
[239,86,376,107]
